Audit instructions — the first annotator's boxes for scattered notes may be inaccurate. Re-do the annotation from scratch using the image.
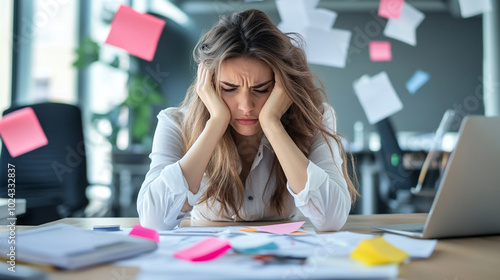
[353,71,403,124]
[0,107,48,158]
[378,0,404,19]
[129,225,160,243]
[383,234,437,258]
[105,5,165,61]
[258,221,305,235]
[383,2,425,46]
[173,237,231,262]
[458,0,492,18]
[350,236,409,266]
[229,235,278,254]
[303,27,352,68]
[406,70,430,94]
[369,41,392,62]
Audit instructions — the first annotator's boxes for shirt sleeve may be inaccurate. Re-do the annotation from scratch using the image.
[137,109,204,230]
[286,103,351,232]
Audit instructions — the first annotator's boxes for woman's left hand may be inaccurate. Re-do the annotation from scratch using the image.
[259,74,293,126]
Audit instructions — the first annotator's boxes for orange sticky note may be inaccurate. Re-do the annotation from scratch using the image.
[378,0,404,19]
[129,225,160,243]
[0,107,48,158]
[239,228,258,232]
[369,41,392,62]
[105,5,165,61]
[174,237,231,262]
[258,221,305,235]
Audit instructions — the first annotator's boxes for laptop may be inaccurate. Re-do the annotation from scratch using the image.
[373,116,500,239]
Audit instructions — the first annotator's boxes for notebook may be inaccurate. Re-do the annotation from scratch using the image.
[373,116,500,238]
[0,224,157,270]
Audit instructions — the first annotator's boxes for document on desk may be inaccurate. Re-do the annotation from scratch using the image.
[0,224,157,270]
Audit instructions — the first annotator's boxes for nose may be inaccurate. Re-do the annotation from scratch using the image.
[237,89,255,114]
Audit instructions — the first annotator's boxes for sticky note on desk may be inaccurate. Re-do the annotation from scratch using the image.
[129,225,160,243]
[369,41,392,62]
[350,236,409,265]
[105,5,165,61]
[0,107,48,158]
[174,237,231,262]
[257,221,305,235]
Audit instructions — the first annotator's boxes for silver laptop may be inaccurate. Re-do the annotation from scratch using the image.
[373,116,500,238]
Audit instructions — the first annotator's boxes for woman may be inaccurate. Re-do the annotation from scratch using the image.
[137,9,358,231]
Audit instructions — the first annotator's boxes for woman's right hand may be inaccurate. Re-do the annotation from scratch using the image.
[196,63,231,124]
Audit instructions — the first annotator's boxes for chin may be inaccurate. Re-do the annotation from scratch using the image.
[231,124,261,137]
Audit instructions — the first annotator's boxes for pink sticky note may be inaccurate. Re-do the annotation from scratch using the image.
[173,237,231,262]
[258,221,305,235]
[369,41,392,62]
[0,107,48,158]
[378,0,404,19]
[105,5,165,61]
[129,225,160,243]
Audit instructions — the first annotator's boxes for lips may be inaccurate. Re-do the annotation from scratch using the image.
[236,118,258,125]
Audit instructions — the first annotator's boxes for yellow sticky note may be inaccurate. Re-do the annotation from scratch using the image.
[350,236,408,265]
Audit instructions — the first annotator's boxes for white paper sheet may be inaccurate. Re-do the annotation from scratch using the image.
[458,0,492,18]
[303,26,352,68]
[353,71,403,124]
[383,233,437,258]
[383,2,425,46]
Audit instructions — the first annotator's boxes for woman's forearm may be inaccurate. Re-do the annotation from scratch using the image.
[178,118,227,211]
[261,119,309,194]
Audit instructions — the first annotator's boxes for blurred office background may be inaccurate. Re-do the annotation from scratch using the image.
[1,0,498,222]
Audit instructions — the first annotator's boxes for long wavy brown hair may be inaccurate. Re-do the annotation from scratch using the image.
[179,9,358,219]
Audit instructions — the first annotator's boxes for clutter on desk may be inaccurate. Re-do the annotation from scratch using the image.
[0,224,157,270]
[129,224,160,243]
[350,236,409,265]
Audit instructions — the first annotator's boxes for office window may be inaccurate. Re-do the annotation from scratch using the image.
[0,0,13,114]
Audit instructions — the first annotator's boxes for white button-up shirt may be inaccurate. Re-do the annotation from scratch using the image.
[137,102,351,231]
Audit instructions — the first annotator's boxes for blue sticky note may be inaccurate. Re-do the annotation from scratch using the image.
[406,70,430,94]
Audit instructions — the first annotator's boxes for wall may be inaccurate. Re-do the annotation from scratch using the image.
[148,9,483,141]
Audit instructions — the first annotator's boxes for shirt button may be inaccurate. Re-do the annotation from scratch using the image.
[258,152,261,157]
[248,196,253,201]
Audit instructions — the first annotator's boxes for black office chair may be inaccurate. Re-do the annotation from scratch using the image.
[374,118,420,213]
[0,102,89,225]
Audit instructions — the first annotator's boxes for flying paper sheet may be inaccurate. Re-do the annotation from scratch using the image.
[307,8,338,30]
[105,5,165,61]
[383,2,425,46]
[0,107,48,158]
[304,26,352,68]
[369,41,392,62]
[406,70,430,94]
[353,71,403,124]
[458,0,492,18]
[378,0,404,19]
[276,0,310,34]
[258,221,306,235]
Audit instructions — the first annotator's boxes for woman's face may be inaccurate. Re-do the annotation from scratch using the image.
[219,56,274,137]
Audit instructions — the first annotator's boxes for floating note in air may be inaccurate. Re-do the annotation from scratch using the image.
[129,225,160,243]
[173,237,231,262]
[383,3,425,46]
[369,41,392,62]
[458,0,492,18]
[307,8,338,30]
[304,27,352,68]
[353,71,403,124]
[105,5,165,61]
[406,70,430,94]
[258,221,305,235]
[0,107,48,158]
[350,236,409,265]
[378,0,404,19]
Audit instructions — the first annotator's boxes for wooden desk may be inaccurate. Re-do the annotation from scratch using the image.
[5,214,500,279]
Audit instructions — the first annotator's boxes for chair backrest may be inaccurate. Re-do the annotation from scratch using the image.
[0,102,88,223]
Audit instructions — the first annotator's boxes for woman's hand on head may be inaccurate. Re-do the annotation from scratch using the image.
[196,63,231,124]
[259,74,293,126]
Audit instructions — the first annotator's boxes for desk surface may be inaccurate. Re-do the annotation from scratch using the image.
[7,214,500,280]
